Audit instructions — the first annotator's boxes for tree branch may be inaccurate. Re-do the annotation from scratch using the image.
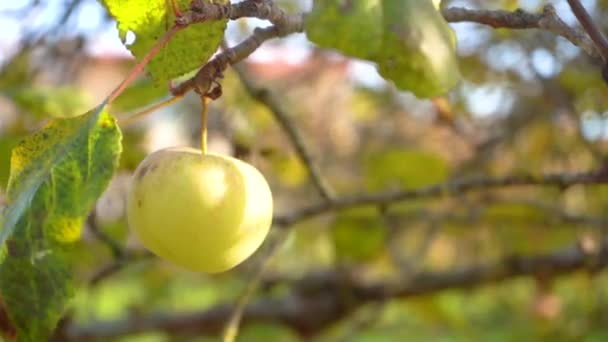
[59,239,608,339]
[88,252,151,286]
[169,3,601,106]
[169,22,303,98]
[274,170,608,226]
[566,0,608,61]
[442,5,600,59]
[180,0,299,31]
[86,212,123,259]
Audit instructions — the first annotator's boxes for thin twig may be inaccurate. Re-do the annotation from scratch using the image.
[443,5,600,59]
[566,0,608,61]
[233,64,334,201]
[89,259,129,286]
[89,252,153,286]
[86,212,123,259]
[222,230,288,342]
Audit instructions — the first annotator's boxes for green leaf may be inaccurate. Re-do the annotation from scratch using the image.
[0,104,122,340]
[375,0,460,98]
[100,0,228,85]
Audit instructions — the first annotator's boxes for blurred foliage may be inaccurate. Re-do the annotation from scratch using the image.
[7,86,90,119]
[331,208,387,263]
[363,148,450,190]
[1,0,608,340]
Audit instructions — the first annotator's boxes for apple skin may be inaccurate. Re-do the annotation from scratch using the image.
[127,147,273,273]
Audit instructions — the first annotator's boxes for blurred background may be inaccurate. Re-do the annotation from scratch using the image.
[2,0,608,340]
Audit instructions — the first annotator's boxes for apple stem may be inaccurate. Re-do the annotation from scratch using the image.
[201,96,210,154]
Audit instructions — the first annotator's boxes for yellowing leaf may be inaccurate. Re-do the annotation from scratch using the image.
[0,104,122,340]
[100,0,227,84]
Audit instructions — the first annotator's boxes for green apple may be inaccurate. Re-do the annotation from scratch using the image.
[126,147,273,273]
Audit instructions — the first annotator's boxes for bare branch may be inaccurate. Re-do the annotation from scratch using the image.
[88,252,152,286]
[170,22,302,98]
[274,170,608,226]
[566,0,608,61]
[88,259,129,286]
[181,0,299,31]
[59,239,608,339]
[442,5,600,59]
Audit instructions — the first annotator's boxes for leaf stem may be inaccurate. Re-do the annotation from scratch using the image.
[107,25,184,104]
[118,95,184,126]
